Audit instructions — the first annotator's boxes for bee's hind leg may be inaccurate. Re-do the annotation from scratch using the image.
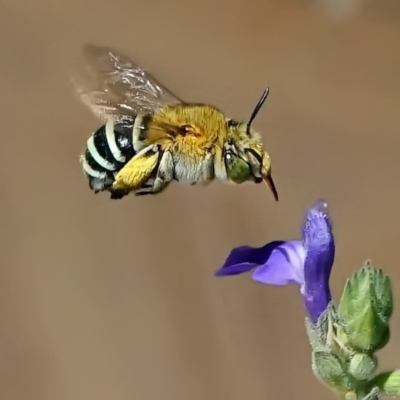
[110,177,153,200]
[135,151,174,196]
[133,179,155,196]
[109,188,130,200]
[112,144,160,198]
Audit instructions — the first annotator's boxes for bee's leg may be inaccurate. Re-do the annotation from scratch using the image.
[112,145,161,193]
[188,152,214,187]
[135,151,174,196]
[88,174,114,194]
[108,188,132,200]
[134,187,154,196]
[133,178,156,196]
[151,150,174,194]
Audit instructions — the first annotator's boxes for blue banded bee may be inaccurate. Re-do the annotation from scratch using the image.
[72,44,279,201]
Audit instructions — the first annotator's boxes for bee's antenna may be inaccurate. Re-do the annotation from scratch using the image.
[246,88,270,134]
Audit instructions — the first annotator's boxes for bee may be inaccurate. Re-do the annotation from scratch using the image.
[72,44,279,201]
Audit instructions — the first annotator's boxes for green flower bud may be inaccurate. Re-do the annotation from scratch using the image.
[348,353,377,381]
[366,370,400,398]
[338,261,393,353]
[312,350,354,393]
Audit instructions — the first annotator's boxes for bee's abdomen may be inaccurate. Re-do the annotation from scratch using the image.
[80,117,137,193]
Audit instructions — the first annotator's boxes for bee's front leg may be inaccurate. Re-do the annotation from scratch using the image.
[135,151,174,196]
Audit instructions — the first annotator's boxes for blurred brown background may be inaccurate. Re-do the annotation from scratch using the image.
[0,0,400,399]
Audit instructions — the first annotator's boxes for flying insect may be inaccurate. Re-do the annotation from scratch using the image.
[72,44,279,200]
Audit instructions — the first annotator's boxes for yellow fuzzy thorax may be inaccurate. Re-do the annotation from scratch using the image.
[150,104,228,154]
[140,103,267,169]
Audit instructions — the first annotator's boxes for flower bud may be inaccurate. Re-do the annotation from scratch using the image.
[367,370,400,398]
[338,261,393,353]
[312,350,354,393]
[348,353,377,381]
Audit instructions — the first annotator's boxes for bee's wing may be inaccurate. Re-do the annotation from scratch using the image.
[71,44,185,123]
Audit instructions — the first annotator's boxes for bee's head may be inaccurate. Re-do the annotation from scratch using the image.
[225,88,278,201]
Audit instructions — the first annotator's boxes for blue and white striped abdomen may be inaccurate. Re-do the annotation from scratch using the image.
[80,117,137,194]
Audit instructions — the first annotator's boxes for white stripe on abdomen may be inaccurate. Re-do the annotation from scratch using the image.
[105,119,125,163]
[132,114,145,152]
[80,155,107,179]
[86,134,116,171]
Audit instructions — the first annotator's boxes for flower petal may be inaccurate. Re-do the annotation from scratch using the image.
[251,241,306,285]
[302,200,335,323]
[215,241,285,277]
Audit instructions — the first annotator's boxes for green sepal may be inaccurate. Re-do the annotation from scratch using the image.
[369,263,393,322]
[312,350,354,393]
[372,326,390,352]
[306,302,354,359]
[338,261,393,353]
[366,370,400,398]
[305,302,337,351]
[305,316,322,351]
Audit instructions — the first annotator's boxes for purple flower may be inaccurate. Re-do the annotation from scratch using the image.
[215,200,335,323]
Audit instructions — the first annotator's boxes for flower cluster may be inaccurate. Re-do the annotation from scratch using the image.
[215,200,398,400]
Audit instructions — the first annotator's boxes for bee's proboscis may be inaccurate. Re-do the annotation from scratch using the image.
[263,173,279,202]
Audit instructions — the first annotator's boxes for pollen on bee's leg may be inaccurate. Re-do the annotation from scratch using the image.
[112,145,160,191]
